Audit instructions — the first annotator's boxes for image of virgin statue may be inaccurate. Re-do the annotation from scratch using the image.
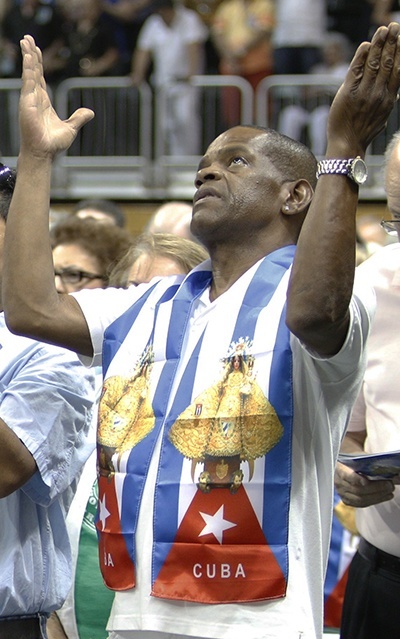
[168,340,283,492]
[98,346,155,475]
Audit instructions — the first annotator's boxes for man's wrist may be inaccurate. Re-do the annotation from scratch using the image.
[316,157,368,185]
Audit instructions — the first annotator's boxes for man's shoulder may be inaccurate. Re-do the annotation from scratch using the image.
[0,318,95,398]
[0,311,87,365]
[0,330,79,369]
[177,5,203,18]
[177,5,208,28]
[0,314,46,358]
[140,12,162,35]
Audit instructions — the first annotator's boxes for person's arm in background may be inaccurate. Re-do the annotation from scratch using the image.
[371,0,395,25]
[187,41,203,78]
[3,36,95,356]
[286,24,400,357]
[335,388,397,507]
[210,9,240,73]
[210,2,273,72]
[81,47,120,77]
[130,46,151,85]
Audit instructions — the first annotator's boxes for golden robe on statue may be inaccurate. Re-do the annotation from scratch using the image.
[98,347,155,456]
[169,348,283,490]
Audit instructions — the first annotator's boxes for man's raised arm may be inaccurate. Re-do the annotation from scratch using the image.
[286,23,400,357]
[3,35,95,356]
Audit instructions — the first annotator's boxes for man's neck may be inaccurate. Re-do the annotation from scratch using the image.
[209,254,262,301]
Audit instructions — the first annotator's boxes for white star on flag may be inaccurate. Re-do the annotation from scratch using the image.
[99,493,111,531]
[198,505,237,544]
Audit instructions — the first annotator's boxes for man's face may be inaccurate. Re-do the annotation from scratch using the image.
[191,127,286,246]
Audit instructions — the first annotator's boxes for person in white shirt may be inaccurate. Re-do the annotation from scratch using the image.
[4,24,400,639]
[130,0,208,155]
[272,0,326,74]
[335,130,400,639]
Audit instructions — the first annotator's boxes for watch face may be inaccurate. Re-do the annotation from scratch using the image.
[352,158,368,185]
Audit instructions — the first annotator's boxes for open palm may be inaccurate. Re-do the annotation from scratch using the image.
[20,36,94,160]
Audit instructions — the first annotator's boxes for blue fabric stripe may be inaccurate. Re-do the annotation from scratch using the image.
[102,282,179,377]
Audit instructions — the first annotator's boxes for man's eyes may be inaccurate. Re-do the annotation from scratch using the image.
[229,156,247,166]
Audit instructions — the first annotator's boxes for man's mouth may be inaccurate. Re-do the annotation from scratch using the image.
[193,188,220,204]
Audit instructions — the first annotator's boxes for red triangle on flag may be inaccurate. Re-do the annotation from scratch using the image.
[96,474,136,591]
[152,486,286,603]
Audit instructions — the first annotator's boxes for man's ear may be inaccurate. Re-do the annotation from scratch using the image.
[281,179,314,216]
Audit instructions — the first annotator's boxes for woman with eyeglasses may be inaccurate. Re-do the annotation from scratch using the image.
[51,216,135,293]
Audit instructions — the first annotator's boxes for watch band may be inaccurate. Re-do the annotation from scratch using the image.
[316,158,353,179]
[316,156,367,185]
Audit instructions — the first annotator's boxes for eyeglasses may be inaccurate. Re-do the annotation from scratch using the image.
[54,268,106,285]
[380,219,400,236]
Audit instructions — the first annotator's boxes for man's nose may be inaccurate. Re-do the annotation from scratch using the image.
[195,165,222,188]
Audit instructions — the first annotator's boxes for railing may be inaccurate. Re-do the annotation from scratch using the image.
[0,79,32,162]
[0,75,394,200]
[53,77,153,199]
[255,74,398,199]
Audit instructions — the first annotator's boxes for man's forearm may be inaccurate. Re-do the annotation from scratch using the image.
[287,173,358,356]
[3,154,59,337]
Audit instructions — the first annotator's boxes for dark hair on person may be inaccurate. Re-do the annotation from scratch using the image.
[72,198,126,227]
[0,164,16,221]
[50,216,135,284]
[246,125,318,189]
[152,0,174,10]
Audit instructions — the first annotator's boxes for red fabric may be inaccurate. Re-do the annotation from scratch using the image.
[152,486,286,603]
[97,474,136,590]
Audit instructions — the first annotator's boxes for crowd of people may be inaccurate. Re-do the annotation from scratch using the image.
[0,0,397,154]
[0,0,391,81]
[0,6,399,639]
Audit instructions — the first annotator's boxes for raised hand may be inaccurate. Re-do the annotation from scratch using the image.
[19,35,95,160]
[327,22,400,156]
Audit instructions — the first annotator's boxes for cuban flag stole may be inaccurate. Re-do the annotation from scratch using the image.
[96,246,295,603]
